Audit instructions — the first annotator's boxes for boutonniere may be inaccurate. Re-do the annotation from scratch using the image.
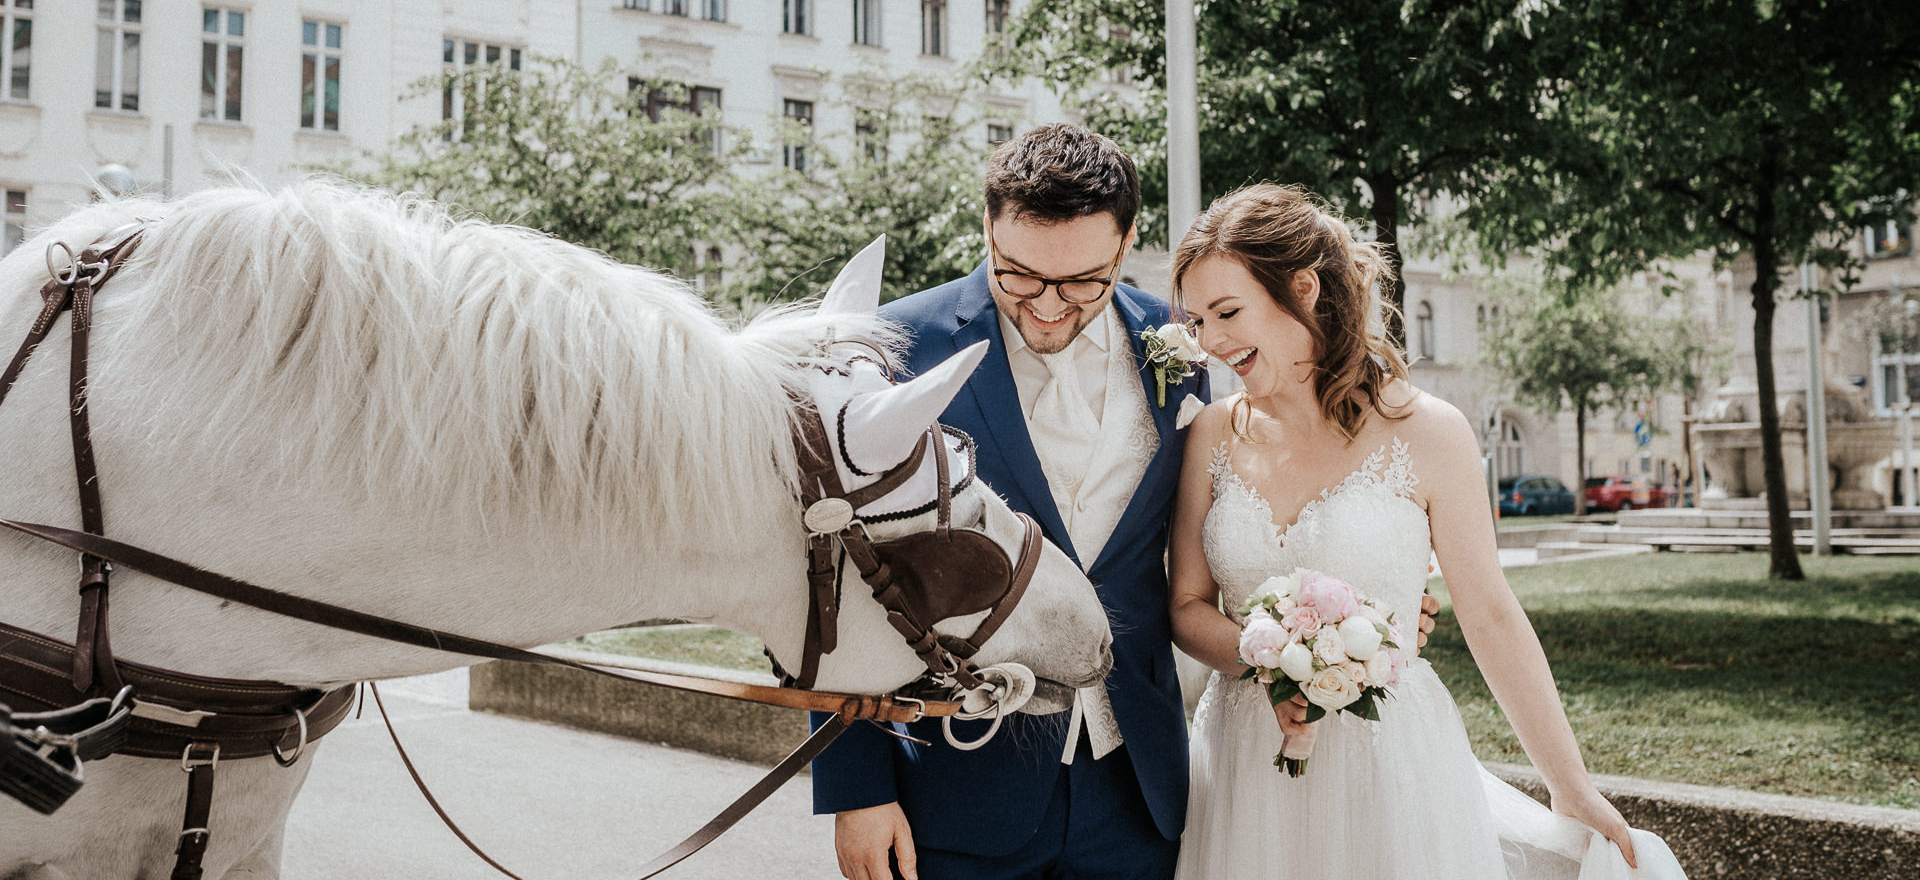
[1140,322,1205,407]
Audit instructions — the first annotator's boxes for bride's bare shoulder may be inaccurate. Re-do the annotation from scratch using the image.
[1377,380,1477,456]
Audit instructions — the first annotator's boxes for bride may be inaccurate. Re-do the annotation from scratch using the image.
[1166,184,1679,878]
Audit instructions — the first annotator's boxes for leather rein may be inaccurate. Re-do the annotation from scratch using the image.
[0,226,1032,879]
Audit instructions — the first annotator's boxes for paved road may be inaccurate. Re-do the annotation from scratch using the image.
[282,669,840,880]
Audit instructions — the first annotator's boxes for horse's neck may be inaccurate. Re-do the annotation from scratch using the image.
[0,437,810,686]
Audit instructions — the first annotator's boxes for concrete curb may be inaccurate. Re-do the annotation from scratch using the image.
[1484,762,1920,880]
[473,652,1920,880]
[469,649,806,768]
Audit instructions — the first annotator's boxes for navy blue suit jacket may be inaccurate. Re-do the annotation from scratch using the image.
[809,263,1208,857]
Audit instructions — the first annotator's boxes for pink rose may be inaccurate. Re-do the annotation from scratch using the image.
[1311,628,1348,666]
[1280,606,1323,639]
[1363,652,1395,687]
[1239,617,1290,669]
[1296,571,1360,619]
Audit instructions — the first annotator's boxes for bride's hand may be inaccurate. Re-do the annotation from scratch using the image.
[1551,786,1638,869]
[1272,693,1313,737]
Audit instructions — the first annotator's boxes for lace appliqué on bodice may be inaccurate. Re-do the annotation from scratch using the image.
[1201,438,1432,629]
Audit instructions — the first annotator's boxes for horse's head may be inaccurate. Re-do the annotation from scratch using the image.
[783,240,1111,713]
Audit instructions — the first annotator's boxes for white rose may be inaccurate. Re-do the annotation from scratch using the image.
[1272,596,1297,614]
[1256,573,1299,601]
[1311,628,1347,667]
[1364,652,1395,687]
[1277,641,1316,682]
[1171,331,1207,363]
[1337,616,1384,662]
[1304,666,1362,711]
[1356,603,1389,627]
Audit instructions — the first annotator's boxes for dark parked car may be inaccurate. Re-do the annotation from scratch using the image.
[1498,474,1576,516]
[1583,475,1674,512]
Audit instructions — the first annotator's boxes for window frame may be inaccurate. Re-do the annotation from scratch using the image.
[920,0,946,56]
[783,0,810,35]
[442,37,524,137]
[95,0,141,112]
[199,6,246,123]
[853,0,882,47]
[783,98,813,172]
[1,187,25,257]
[299,19,343,132]
[2,0,31,102]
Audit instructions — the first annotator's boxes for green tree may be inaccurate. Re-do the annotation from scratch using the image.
[992,0,1549,345]
[723,73,992,307]
[349,58,753,281]
[1465,1,1920,578]
[1480,274,1700,515]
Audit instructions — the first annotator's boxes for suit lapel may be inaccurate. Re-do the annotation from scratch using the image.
[948,267,1077,559]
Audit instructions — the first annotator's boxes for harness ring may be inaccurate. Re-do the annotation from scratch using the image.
[271,704,309,767]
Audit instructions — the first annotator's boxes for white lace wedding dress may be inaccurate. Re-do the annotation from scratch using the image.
[1175,438,1684,880]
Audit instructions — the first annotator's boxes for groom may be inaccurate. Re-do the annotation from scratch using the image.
[811,124,1204,880]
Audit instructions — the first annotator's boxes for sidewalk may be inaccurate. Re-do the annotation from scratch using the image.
[282,669,839,880]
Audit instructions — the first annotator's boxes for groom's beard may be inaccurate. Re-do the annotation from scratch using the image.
[1001,295,1113,355]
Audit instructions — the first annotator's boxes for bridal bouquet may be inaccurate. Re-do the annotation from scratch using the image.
[1236,568,1406,776]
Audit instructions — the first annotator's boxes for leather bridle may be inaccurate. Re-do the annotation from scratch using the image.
[782,398,1041,697]
[0,225,1034,878]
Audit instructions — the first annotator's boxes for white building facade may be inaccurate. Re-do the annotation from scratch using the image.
[0,0,1086,258]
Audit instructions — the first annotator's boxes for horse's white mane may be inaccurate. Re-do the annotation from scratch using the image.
[56,180,894,548]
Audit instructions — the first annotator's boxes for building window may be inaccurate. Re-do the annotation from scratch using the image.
[1867,218,1912,261]
[783,0,810,34]
[921,0,946,56]
[300,20,341,132]
[987,122,1013,144]
[2,0,30,101]
[985,0,1008,36]
[200,7,244,122]
[634,80,723,154]
[700,245,724,292]
[783,99,813,171]
[95,0,140,111]
[1,189,23,256]
[855,108,885,162]
[443,38,523,134]
[1415,300,1435,361]
[853,0,882,47]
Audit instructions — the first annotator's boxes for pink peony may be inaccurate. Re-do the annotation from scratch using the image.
[1296,571,1360,619]
[1239,617,1291,669]
[1280,606,1323,639]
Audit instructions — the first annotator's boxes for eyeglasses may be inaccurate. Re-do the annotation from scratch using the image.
[986,224,1127,306]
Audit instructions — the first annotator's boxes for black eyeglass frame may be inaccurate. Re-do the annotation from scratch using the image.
[985,223,1130,306]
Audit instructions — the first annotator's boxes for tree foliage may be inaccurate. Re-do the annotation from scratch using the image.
[349,59,994,310]
[1479,273,1703,513]
[993,0,1551,344]
[1468,0,1920,577]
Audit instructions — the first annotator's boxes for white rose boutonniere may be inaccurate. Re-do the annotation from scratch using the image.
[1140,322,1203,408]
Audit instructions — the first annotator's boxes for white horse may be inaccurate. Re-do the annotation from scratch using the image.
[0,183,1111,879]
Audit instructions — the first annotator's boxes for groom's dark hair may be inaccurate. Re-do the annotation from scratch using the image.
[984,123,1139,236]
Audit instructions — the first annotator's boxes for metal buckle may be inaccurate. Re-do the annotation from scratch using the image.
[180,741,219,772]
[271,705,309,767]
[45,241,107,287]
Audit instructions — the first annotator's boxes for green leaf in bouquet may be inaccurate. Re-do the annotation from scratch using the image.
[1266,679,1295,706]
[1304,703,1327,724]
[1239,666,1259,681]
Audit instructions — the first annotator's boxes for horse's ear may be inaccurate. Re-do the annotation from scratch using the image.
[819,236,887,316]
[841,340,989,472]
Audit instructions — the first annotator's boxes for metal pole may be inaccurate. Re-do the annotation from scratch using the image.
[1166,0,1201,243]
[1803,263,1831,554]
[1900,397,1913,507]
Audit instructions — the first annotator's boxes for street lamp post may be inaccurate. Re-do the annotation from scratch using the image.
[1166,0,1200,243]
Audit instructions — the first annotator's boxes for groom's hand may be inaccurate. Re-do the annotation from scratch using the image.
[1416,594,1439,653]
[835,802,917,880]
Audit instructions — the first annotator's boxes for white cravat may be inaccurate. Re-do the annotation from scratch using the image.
[1019,330,1125,764]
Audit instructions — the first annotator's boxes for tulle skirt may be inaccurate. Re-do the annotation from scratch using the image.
[1174,659,1685,880]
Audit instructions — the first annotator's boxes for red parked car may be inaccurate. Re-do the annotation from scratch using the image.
[1582,476,1672,511]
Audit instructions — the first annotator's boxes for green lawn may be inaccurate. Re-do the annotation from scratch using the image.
[562,553,1920,810]
[1427,553,1920,809]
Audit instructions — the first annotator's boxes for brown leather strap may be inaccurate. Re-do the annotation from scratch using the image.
[941,515,1042,660]
[0,521,957,725]
[172,744,217,880]
[371,682,856,880]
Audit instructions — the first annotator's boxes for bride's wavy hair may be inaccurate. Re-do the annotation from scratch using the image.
[1172,183,1410,442]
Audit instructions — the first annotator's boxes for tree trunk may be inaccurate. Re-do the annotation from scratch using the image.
[1366,175,1405,351]
[1750,235,1806,579]
[1574,400,1588,516]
